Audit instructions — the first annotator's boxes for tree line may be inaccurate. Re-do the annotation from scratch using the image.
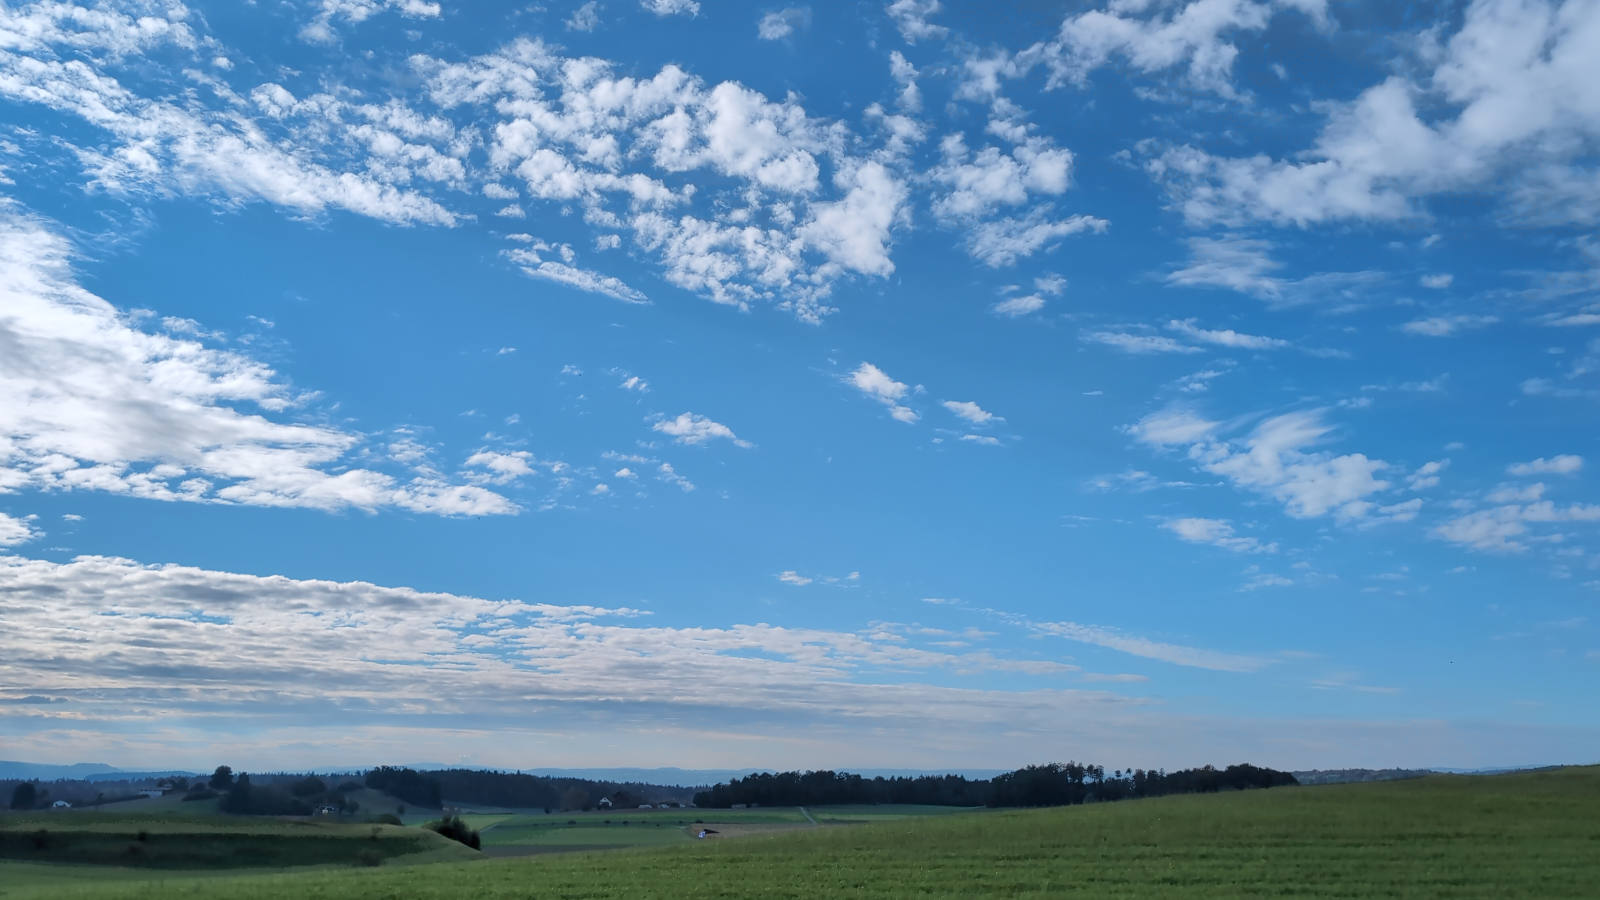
[370,767,696,811]
[691,762,1298,809]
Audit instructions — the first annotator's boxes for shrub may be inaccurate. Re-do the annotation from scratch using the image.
[425,815,481,850]
[355,848,384,867]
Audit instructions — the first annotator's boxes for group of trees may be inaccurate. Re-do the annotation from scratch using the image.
[692,762,1298,809]
[363,767,443,809]
[358,767,693,812]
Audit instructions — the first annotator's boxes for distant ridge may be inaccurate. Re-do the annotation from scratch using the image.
[0,761,119,780]
[517,767,1011,786]
[0,761,198,781]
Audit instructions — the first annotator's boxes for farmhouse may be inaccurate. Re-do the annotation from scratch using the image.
[596,797,612,809]
[51,800,71,809]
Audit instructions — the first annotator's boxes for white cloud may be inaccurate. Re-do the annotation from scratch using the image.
[930,135,1075,221]
[1401,315,1498,337]
[0,513,39,547]
[1408,459,1449,491]
[0,20,458,226]
[1026,619,1272,673]
[758,7,811,39]
[1142,0,1600,226]
[1487,482,1544,503]
[1166,318,1288,350]
[1135,408,1401,523]
[942,400,998,425]
[0,552,1170,754]
[652,412,753,448]
[464,450,536,485]
[992,293,1047,317]
[1083,331,1201,354]
[641,0,699,16]
[657,462,695,492]
[1163,517,1276,554]
[566,1,602,31]
[886,0,947,43]
[1126,408,1219,446]
[966,211,1108,267]
[848,362,918,424]
[301,0,442,44]
[1166,236,1284,298]
[0,206,512,517]
[777,570,813,585]
[1421,273,1454,289]
[504,245,647,303]
[1508,455,1583,476]
[889,50,921,111]
[960,434,1001,446]
[1026,0,1328,97]
[1434,499,1600,552]
[1192,411,1393,521]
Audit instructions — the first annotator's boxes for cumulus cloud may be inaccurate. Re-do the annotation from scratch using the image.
[942,400,998,425]
[0,513,39,547]
[966,211,1108,267]
[566,1,602,31]
[652,412,753,448]
[1166,319,1288,350]
[300,0,442,44]
[758,7,810,39]
[1084,331,1201,355]
[641,0,699,16]
[1126,409,1219,446]
[992,293,1047,317]
[848,362,919,424]
[1163,517,1277,554]
[1142,0,1600,227]
[886,0,947,43]
[1401,315,1498,337]
[1508,455,1583,476]
[504,244,647,303]
[1133,407,1405,523]
[1024,0,1328,97]
[1435,500,1600,552]
[0,206,512,516]
[0,6,458,226]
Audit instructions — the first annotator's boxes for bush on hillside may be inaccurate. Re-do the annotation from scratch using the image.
[426,815,481,850]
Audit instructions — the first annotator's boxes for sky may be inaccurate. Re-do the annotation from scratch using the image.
[1,0,1598,775]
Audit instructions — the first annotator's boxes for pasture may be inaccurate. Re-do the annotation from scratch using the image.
[2,767,1595,898]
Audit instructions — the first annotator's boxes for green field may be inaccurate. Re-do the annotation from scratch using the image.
[3,767,1596,898]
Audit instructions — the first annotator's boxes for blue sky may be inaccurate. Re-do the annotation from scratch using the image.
[1,0,1598,774]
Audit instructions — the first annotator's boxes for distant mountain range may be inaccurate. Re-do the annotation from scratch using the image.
[0,761,198,782]
[514,767,1011,786]
[4,759,1569,787]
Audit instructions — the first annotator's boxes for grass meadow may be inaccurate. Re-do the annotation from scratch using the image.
[1,766,1594,898]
